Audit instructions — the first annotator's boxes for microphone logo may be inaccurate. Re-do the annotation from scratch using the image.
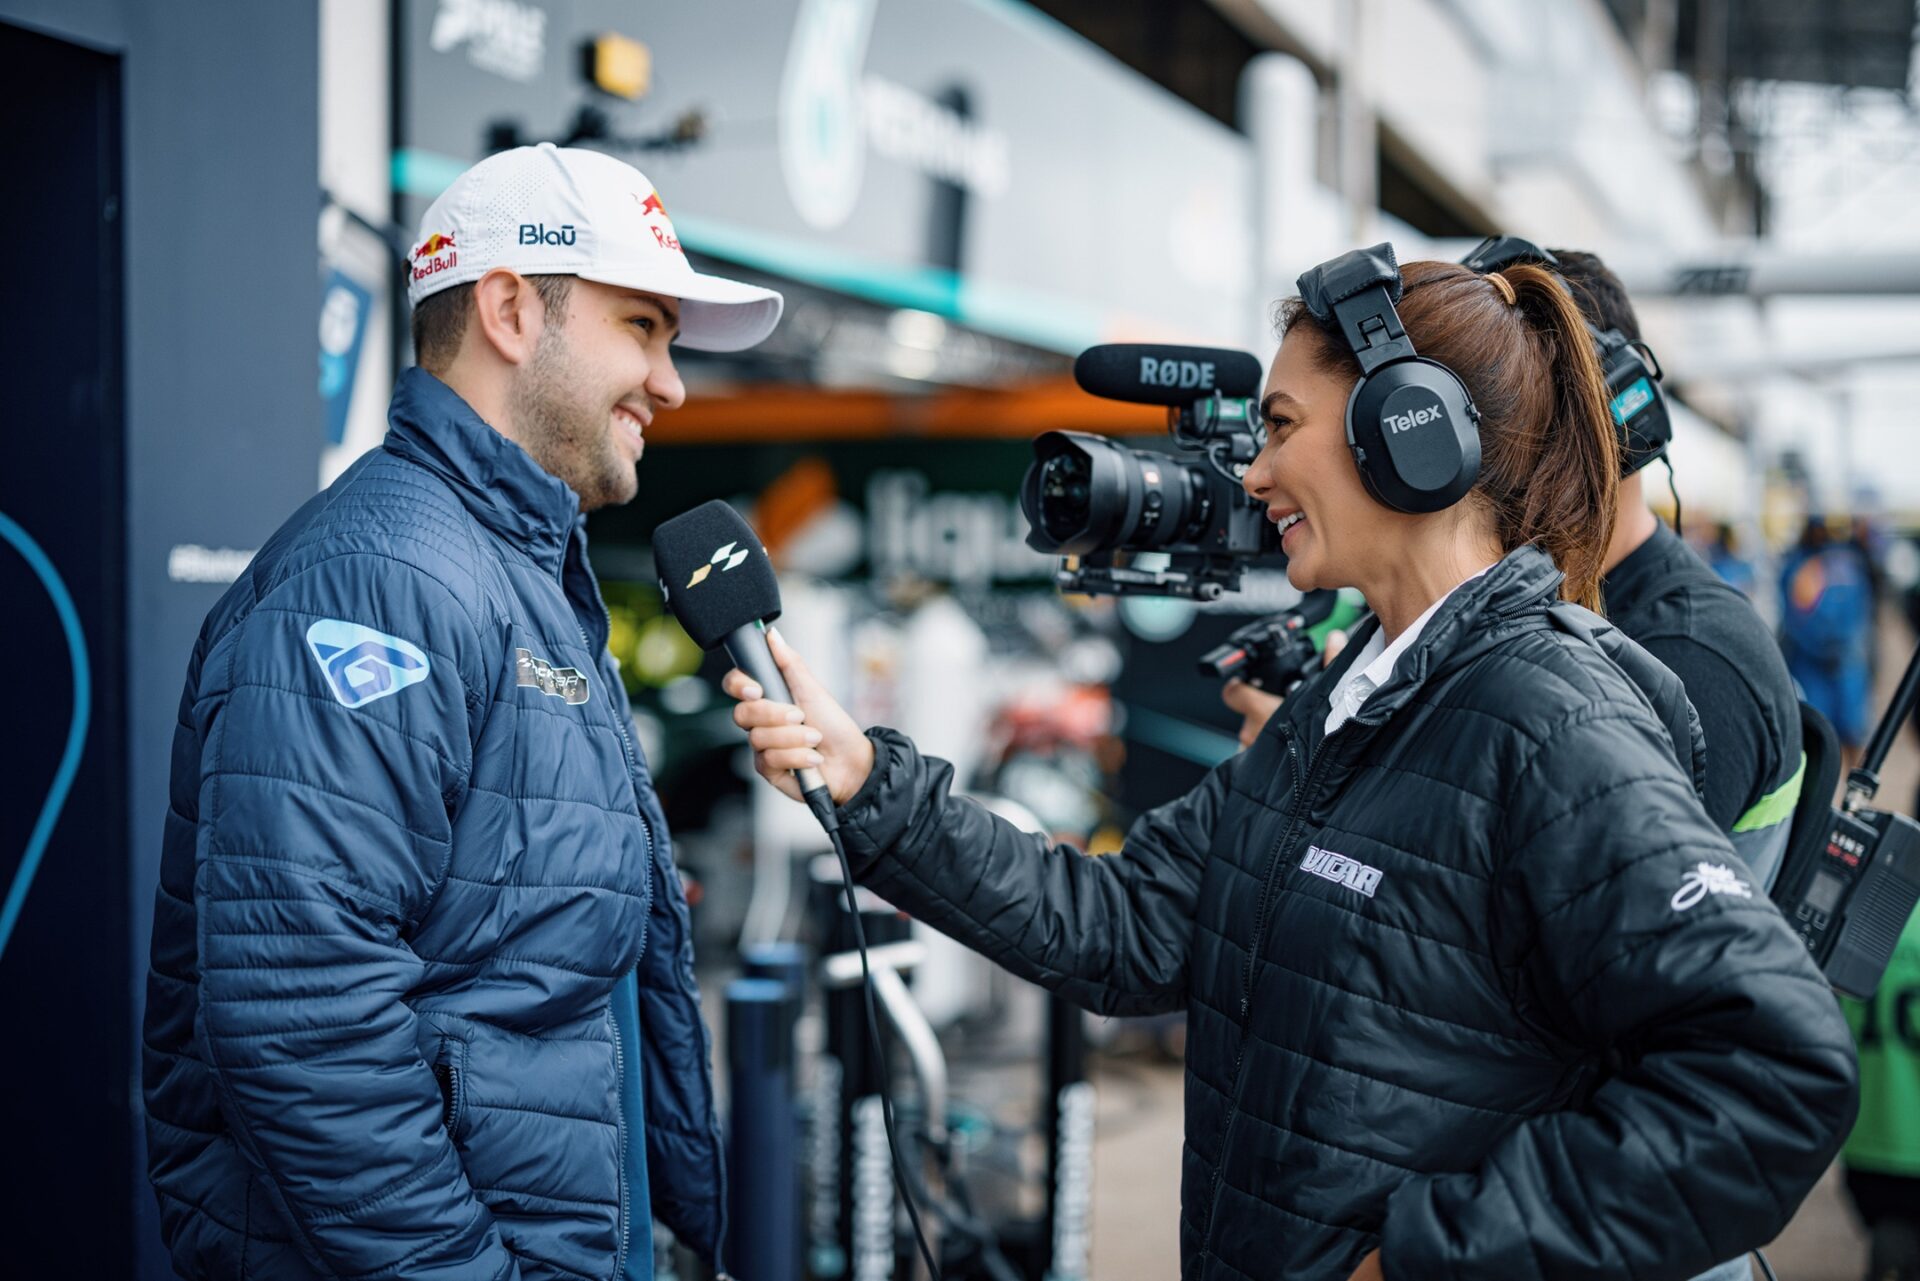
[686,541,752,588]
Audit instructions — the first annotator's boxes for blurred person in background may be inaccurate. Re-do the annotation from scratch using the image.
[1708,520,1760,599]
[1839,908,1920,1281]
[1847,514,1889,681]
[1782,515,1876,769]
[726,250,1857,1281]
[141,144,782,1280]
[1844,535,1920,1281]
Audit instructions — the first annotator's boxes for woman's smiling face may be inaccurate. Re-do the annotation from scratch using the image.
[1242,330,1385,593]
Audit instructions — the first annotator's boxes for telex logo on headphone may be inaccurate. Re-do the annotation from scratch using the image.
[1385,401,1446,435]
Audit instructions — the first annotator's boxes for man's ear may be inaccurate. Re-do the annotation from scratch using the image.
[470,268,548,366]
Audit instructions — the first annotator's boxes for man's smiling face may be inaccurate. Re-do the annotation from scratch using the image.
[508,278,686,511]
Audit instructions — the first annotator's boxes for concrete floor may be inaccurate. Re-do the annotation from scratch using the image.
[1083,608,1920,1281]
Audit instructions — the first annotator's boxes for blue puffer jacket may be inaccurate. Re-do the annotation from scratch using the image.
[143,369,725,1280]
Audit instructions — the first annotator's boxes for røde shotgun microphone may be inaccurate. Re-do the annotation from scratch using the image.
[652,500,831,810]
[1073,343,1265,406]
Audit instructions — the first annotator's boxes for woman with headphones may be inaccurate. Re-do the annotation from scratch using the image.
[725,246,1857,1281]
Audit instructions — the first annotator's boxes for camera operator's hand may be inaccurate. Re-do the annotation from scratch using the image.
[1322,628,1348,667]
[1222,628,1348,747]
[722,628,875,806]
[1222,679,1284,749]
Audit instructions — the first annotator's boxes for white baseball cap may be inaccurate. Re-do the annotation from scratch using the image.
[405,143,783,353]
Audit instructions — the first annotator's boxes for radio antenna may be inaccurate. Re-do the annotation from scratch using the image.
[1847,641,1920,811]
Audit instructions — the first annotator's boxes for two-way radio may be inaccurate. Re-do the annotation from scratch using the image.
[1772,643,1920,1000]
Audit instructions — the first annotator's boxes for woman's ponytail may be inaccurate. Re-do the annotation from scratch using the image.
[1497,262,1619,610]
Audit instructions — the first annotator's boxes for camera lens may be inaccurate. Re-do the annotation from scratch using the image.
[1038,453,1093,544]
[1020,431,1212,555]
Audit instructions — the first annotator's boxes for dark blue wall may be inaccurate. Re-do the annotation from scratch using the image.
[0,3,319,1275]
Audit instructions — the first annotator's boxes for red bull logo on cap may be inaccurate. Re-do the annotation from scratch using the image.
[410,231,458,283]
[636,191,667,218]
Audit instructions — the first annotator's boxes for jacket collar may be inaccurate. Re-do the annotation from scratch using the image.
[382,368,581,576]
[1283,544,1566,744]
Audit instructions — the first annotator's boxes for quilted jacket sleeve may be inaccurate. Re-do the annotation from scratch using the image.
[1380,706,1857,1281]
[835,727,1224,1016]
[191,554,520,1280]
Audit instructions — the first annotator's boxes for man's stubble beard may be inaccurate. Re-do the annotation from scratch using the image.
[507,326,638,512]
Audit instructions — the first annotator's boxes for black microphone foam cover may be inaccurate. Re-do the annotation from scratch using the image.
[653,500,783,650]
[1073,344,1264,406]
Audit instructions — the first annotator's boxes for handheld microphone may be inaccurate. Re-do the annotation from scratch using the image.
[652,499,831,810]
[652,498,950,1279]
[1073,343,1264,406]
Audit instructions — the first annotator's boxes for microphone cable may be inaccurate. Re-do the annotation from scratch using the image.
[1663,455,1685,539]
[804,786,946,1281]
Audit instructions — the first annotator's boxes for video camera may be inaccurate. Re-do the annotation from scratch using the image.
[1773,643,1920,999]
[1197,589,1367,695]
[1018,344,1281,600]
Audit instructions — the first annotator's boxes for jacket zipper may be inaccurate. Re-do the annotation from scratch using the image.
[1198,731,1333,1267]
[608,1004,630,1281]
[575,606,635,1281]
[568,546,725,1274]
[433,1056,464,1133]
[564,550,641,1281]
[1240,737,1320,1018]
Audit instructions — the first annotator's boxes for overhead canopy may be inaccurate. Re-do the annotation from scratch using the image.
[1669,0,1915,92]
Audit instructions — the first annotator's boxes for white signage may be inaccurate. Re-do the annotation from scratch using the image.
[429,0,547,84]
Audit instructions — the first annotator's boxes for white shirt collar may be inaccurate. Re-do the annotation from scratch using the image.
[1323,565,1494,737]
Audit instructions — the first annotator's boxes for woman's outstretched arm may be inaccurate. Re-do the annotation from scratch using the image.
[725,630,1224,1016]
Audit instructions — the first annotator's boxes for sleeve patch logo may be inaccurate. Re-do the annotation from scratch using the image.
[1670,860,1754,912]
[515,647,590,704]
[306,618,432,709]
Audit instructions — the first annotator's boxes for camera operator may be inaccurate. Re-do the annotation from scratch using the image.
[724,249,1857,1281]
[1224,245,1805,901]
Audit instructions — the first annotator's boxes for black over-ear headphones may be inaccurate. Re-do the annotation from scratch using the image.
[1296,243,1481,514]
[1459,236,1674,477]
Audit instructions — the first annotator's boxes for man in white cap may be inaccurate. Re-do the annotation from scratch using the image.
[143,145,779,1280]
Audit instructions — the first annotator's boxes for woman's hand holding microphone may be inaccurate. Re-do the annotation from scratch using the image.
[721,627,874,806]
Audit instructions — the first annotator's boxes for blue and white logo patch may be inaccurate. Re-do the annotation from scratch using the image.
[306,618,432,709]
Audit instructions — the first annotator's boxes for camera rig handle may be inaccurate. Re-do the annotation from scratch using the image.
[1055,551,1249,601]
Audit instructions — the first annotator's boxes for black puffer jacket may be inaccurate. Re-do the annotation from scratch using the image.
[836,547,1856,1281]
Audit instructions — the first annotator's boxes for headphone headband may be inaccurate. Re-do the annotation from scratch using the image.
[1459,235,1558,275]
[1297,244,1416,376]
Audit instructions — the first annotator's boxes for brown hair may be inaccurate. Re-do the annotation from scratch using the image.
[409,273,574,373]
[1279,260,1620,610]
